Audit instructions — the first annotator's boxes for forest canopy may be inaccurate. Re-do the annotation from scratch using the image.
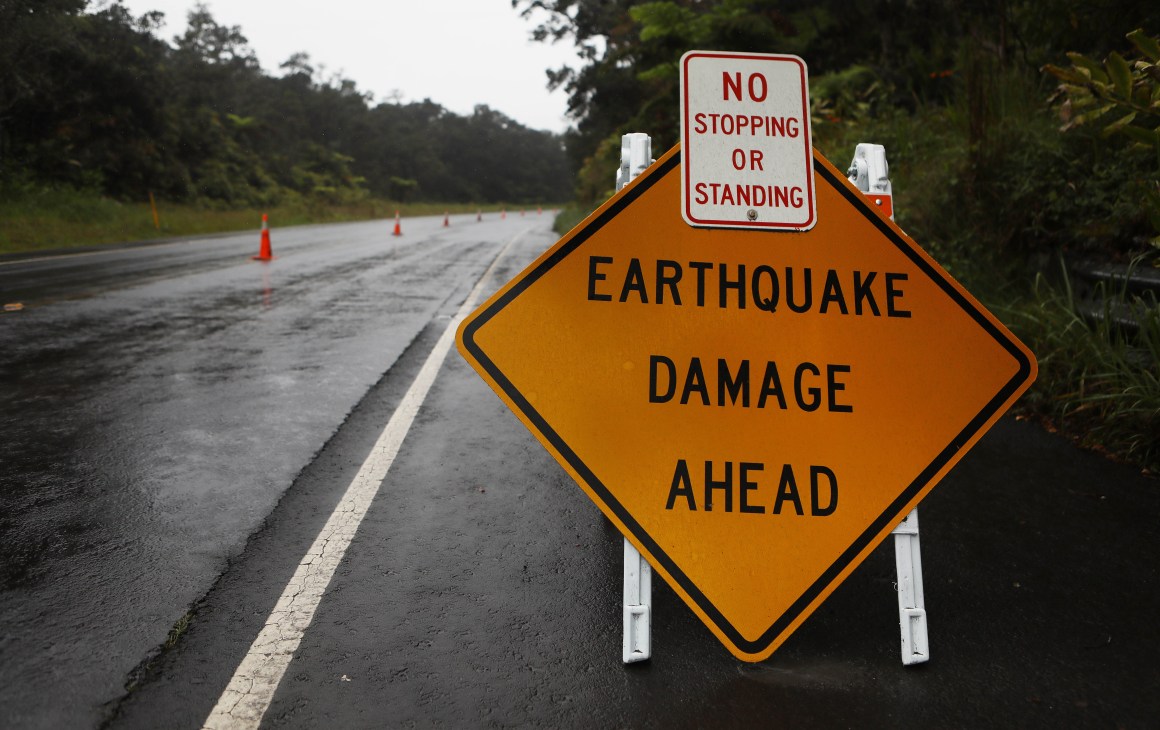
[0,0,574,206]
[515,0,1159,219]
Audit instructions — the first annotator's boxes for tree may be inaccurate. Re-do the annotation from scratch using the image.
[516,0,1160,203]
[174,3,258,68]
[0,1,88,143]
[516,0,826,201]
[0,0,180,193]
[3,1,572,206]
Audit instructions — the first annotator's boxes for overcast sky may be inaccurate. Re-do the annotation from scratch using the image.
[115,0,581,133]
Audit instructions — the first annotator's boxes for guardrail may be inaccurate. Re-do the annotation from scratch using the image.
[1070,260,1160,338]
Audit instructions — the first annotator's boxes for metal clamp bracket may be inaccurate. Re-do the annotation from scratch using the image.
[847,142,894,219]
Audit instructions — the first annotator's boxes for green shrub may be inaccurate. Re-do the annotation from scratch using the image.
[1002,263,1160,472]
[1045,28,1160,249]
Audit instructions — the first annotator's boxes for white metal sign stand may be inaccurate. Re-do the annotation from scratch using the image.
[618,132,655,665]
[891,509,929,664]
[613,136,929,667]
[847,142,930,666]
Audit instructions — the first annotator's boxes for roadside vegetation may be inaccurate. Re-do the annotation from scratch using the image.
[0,1,571,253]
[0,189,537,254]
[3,1,1156,470]
[524,0,1159,473]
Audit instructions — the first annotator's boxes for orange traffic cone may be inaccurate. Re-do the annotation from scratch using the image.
[537,206,542,215]
[443,212,450,227]
[252,213,273,261]
[501,209,506,220]
[392,210,402,236]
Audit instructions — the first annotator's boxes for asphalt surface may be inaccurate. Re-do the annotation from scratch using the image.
[0,213,528,727]
[2,214,1158,728]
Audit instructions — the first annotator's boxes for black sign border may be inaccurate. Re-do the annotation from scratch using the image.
[461,149,1035,655]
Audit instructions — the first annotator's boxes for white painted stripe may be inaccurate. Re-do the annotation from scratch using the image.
[203,229,528,730]
[0,238,205,267]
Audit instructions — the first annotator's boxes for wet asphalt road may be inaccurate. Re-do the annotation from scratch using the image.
[0,213,533,727]
[3,214,1159,729]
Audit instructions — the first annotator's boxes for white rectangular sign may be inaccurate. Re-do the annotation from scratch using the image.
[681,51,815,231]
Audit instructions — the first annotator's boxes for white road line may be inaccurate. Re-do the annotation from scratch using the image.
[203,229,528,730]
[0,238,206,267]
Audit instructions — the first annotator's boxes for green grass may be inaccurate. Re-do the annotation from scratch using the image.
[551,202,598,236]
[0,189,554,255]
[1000,265,1160,473]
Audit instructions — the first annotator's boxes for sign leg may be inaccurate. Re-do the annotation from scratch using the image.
[892,509,929,665]
[623,538,652,663]
[849,143,929,666]
[617,132,655,666]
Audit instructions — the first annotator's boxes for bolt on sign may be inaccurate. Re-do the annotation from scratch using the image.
[681,50,815,230]
[456,144,1036,662]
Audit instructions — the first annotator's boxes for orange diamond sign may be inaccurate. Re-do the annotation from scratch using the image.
[456,144,1036,662]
